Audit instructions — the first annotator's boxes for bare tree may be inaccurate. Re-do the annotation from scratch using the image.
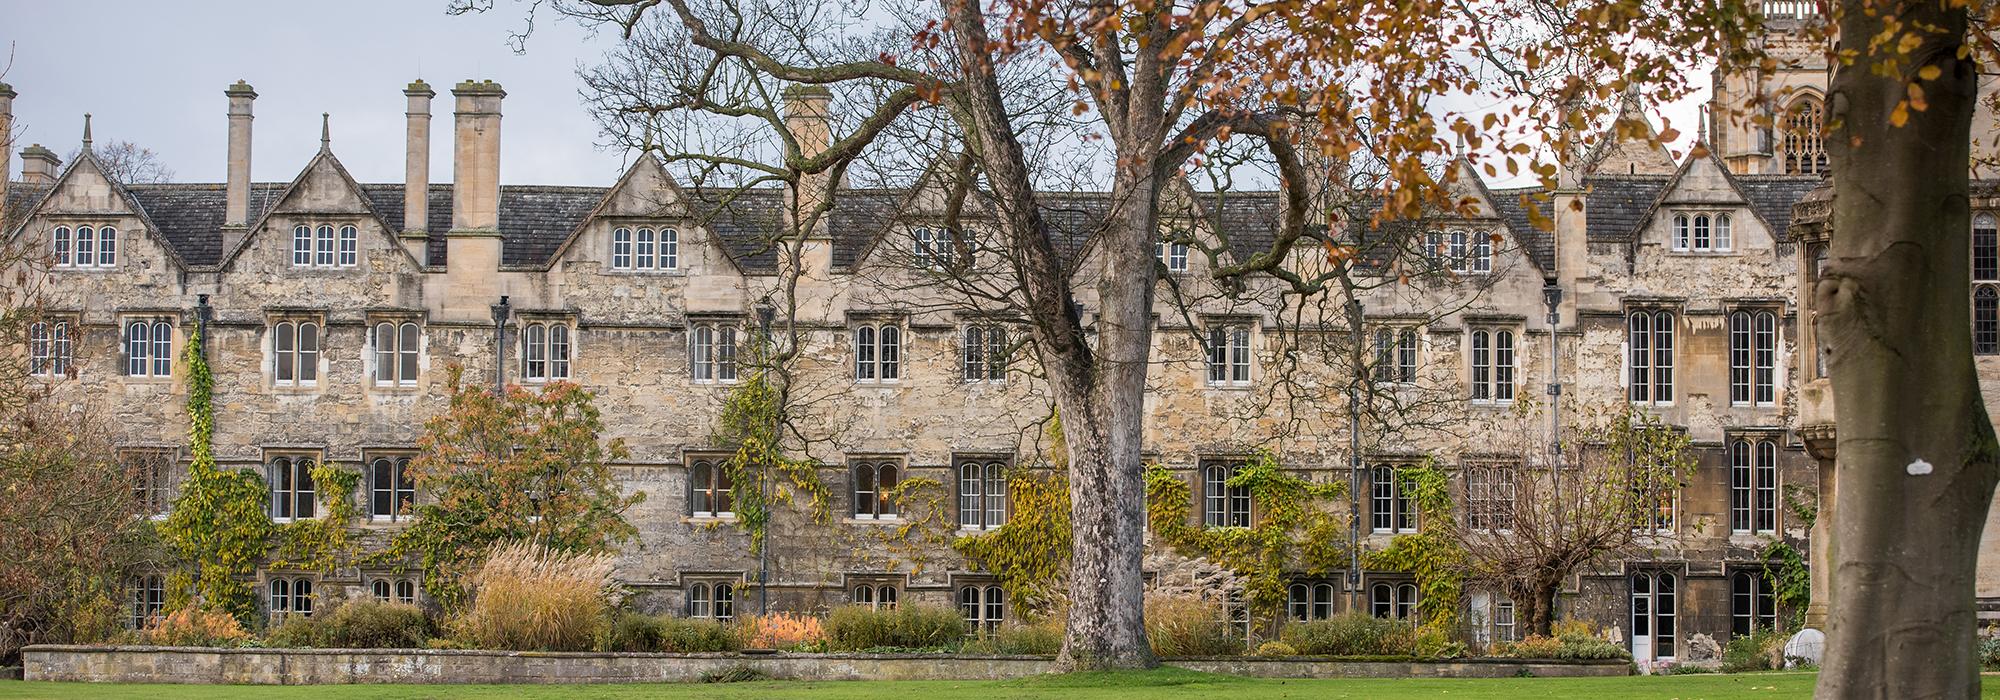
[66,140,175,184]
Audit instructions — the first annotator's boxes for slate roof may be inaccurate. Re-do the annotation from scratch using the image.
[4,184,49,230]
[1732,175,1825,241]
[1196,192,1283,265]
[1487,186,1556,271]
[686,187,787,273]
[1582,174,1674,243]
[123,183,285,267]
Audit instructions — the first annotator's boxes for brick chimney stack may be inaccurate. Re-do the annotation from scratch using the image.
[224,81,256,229]
[403,79,435,258]
[20,145,59,186]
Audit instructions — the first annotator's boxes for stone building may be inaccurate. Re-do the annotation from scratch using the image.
[3,5,1994,665]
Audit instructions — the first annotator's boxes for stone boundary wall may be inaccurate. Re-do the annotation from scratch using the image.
[22,646,1629,684]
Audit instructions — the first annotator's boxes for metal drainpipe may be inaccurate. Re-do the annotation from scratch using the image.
[1346,297,1364,612]
[1543,281,1564,621]
[490,296,512,395]
[755,298,776,615]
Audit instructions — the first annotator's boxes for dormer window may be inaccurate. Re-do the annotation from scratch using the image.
[53,225,117,268]
[292,224,358,268]
[914,227,960,269]
[1670,213,1732,253]
[1424,229,1491,273]
[610,226,679,271]
[1157,235,1190,273]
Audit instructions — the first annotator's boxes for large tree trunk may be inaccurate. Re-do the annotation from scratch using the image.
[940,0,1159,670]
[1817,1,1997,695]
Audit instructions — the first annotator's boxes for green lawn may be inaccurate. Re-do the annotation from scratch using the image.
[0,668,1935,700]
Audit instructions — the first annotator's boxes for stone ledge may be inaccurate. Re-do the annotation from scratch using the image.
[22,645,1630,684]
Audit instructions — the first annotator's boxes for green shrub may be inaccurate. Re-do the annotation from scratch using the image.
[447,542,618,651]
[1254,641,1299,656]
[994,618,1063,655]
[1722,628,1782,672]
[604,612,741,653]
[823,605,966,651]
[1144,594,1244,657]
[265,600,432,649]
[1981,629,2000,670]
[1279,613,1411,656]
[1493,630,1630,661]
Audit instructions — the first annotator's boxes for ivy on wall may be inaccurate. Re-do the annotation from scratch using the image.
[1360,461,1467,635]
[952,469,1074,615]
[271,464,362,572]
[1144,450,1350,624]
[715,369,830,555]
[158,324,275,624]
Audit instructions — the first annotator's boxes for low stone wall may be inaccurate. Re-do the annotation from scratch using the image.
[21,646,1629,684]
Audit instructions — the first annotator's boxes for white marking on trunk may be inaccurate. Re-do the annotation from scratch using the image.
[1907,459,1933,476]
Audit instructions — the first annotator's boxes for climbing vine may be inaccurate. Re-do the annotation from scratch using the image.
[271,464,362,572]
[1362,461,1467,635]
[714,369,830,555]
[953,469,1074,616]
[1144,450,1349,624]
[158,324,274,624]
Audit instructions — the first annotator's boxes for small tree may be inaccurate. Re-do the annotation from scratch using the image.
[1423,403,1697,637]
[397,366,643,608]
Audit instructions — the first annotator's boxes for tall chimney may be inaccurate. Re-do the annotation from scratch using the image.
[20,144,59,185]
[451,80,504,233]
[0,82,14,220]
[224,80,256,229]
[781,85,838,224]
[444,80,506,318]
[403,79,435,256]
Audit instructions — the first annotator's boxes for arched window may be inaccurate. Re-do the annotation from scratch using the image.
[53,225,72,266]
[315,224,336,266]
[125,320,173,378]
[369,455,415,521]
[1448,230,1468,271]
[854,584,874,607]
[1470,329,1516,403]
[269,577,314,623]
[1731,570,1778,636]
[713,583,735,621]
[396,579,417,605]
[963,325,1008,381]
[611,227,633,269]
[270,456,318,521]
[1728,309,1779,405]
[960,585,1005,634]
[1671,215,1689,251]
[1370,464,1416,533]
[662,228,680,269]
[372,579,393,602]
[75,226,95,267]
[1202,459,1252,528]
[1286,581,1338,621]
[1978,287,2000,356]
[337,225,357,266]
[1693,214,1711,250]
[854,323,901,381]
[854,584,899,610]
[522,322,574,381]
[1977,215,1999,282]
[293,224,313,266]
[1628,310,1674,404]
[1470,231,1493,273]
[550,324,571,379]
[1206,325,1252,386]
[1495,331,1515,401]
[128,575,165,630]
[958,460,1007,529]
[1783,97,1828,175]
[274,321,319,387]
[1714,214,1733,251]
[688,583,712,618]
[97,225,117,266]
[853,461,900,519]
[636,227,656,269]
[1369,583,1418,620]
[1631,571,1678,660]
[689,458,733,517]
[374,321,423,386]
[29,321,71,378]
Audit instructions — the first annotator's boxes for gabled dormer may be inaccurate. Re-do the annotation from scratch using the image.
[549,155,750,280]
[217,124,422,280]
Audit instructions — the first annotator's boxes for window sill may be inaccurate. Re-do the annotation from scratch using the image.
[54,266,121,272]
[1204,382,1256,391]
[846,517,903,525]
[1468,400,1516,408]
[604,268,686,275]
[360,519,416,527]
[687,514,739,523]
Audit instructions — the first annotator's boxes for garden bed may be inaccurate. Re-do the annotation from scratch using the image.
[21,645,1630,684]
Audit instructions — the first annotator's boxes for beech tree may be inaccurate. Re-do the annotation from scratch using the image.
[1813,0,1996,695]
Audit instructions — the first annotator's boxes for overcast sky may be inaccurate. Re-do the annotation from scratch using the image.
[2,1,1707,189]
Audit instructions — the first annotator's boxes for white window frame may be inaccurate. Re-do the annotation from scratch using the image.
[521,321,574,382]
[292,222,360,268]
[372,321,423,387]
[688,456,735,518]
[1469,328,1515,404]
[959,584,1005,635]
[1205,324,1253,387]
[268,454,320,522]
[1370,464,1417,534]
[1286,580,1339,621]
[1157,236,1190,273]
[962,324,1008,382]
[687,581,737,621]
[853,323,902,383]
[1627,310,1675,406]
[1202,459,1253,528]
[1671,212,1733,253]
[690,322,740,384]
[1729,310,1779,407]
[957,458,1008,530]
[367,454,417,522]
[268,577,315,624]
[852,582,901,610]
[124,319,174,378]
[28,319,73,378]
[1464,462,1516,532]
[1372,327,1418,384]
[852,460,902,520]
[272,320,321,388]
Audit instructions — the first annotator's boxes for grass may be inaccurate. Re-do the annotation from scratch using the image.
[0,669,1931,699]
